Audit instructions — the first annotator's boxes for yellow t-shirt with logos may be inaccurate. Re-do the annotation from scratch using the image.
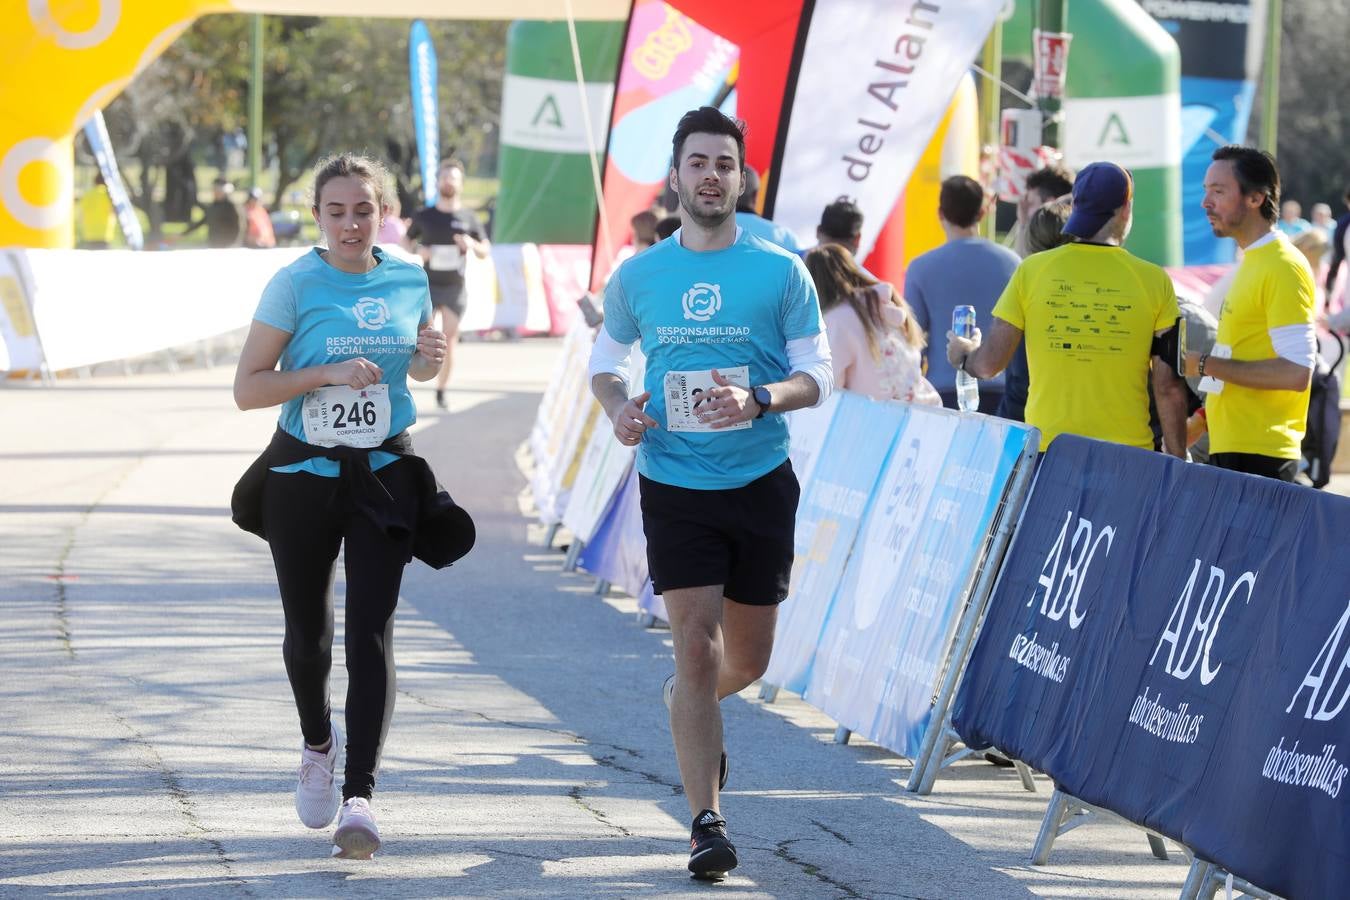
[1206,235,1315,459]
[992,243,1178,452]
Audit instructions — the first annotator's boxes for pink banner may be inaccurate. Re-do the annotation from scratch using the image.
[591,0,738,290]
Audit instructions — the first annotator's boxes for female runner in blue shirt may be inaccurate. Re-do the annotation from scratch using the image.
[233,153,447,860]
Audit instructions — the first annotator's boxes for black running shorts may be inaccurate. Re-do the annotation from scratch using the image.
[638,460,799,606]
[429,281,467,318]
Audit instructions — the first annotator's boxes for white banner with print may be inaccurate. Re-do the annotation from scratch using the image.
[768,0,1005,257]
[11,247,308,373]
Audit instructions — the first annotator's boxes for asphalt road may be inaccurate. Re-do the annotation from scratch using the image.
[0,340,1206,898]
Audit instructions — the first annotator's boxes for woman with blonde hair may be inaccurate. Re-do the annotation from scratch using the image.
[804,243,940,405]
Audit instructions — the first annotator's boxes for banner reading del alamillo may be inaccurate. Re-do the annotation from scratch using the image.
[767,0,1004,257]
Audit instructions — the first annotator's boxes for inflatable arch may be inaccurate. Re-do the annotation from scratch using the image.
[3,0,627,249]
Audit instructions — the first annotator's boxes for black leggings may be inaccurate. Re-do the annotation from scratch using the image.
[261,462,416,800]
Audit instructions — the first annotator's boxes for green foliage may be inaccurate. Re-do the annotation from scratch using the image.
[93,14,508,235]
[1270,1,1350,208]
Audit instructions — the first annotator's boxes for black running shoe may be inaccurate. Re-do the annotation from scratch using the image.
[688,808,737,879]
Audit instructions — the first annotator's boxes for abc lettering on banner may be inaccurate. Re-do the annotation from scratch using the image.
[1287,600,1350,723]
[953,436,1350,900]
[1027,509,1114,630]
[1150,561,1256,686]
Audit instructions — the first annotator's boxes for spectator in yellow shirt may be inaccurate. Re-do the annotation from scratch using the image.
[77,173,116,249]
[945,161,1188,457]
[1184,146,1315,482]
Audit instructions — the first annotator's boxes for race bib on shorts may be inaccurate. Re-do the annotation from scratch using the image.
[301,384,391,448]
[428,244,463,272]
[664,366,751,433]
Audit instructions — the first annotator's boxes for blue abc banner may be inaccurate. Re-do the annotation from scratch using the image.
[805,411,1031,757]
[762,392,905,695]
[953,435,1350,900]
[409,20,439,208]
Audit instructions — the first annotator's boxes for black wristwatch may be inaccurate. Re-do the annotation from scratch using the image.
[751,385,772,418]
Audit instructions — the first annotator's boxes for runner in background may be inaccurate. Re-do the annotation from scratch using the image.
[232,152,449,860]
[404,158,491,409]
[588,107,832,880]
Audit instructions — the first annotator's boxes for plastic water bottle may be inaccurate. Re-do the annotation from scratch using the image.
[953,305,979,413]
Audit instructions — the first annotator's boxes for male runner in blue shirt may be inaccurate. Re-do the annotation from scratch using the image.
[588,106,833,880]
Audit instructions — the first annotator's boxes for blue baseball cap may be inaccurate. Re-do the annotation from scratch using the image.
[1062,162,1133,238]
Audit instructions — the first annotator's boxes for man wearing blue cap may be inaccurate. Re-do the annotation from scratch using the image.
[945,161,1188,457]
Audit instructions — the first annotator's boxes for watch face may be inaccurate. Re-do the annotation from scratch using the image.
[754,386,771,410]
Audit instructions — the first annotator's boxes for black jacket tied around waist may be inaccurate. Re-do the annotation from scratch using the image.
[231,428,474,569]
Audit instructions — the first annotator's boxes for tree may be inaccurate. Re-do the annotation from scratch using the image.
[95,14,508,232]
[1264,0,1349,208]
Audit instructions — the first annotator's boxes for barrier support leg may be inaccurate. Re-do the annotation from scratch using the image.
[1032,787,1185,867]
[1014,759,1038,792]
[593,579,610,596]
[1179,860,1216,900]
[562,540,584,572]
[543,522,561,549]
[833,726,851,745]
[758,683,780,703]
[636,611,656,628]
[1180,860,1279,900]
[1031,788,1074,865]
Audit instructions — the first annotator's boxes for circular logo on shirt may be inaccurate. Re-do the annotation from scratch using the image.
[682,282,722,322]
[353,297,390,331]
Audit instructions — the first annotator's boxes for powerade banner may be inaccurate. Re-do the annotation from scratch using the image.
[409,20,439,208]
[82,111,142,251]
[763,392,905,694]
[953,436,1350,900]
[805,411,1031,758]
[765,0,1003,258]
[590,0,738,290]
[1141,0,1261,265]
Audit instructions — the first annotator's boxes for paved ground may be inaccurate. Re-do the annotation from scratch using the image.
[0,339,1263,898]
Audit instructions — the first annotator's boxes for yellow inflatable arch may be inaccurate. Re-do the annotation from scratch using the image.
[3,0,625,248]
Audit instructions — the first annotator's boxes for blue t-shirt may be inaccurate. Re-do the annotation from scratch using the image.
[604,229,823,490]
[735,211,803,254]
[904,237,1019,394]
[253,247,432,476]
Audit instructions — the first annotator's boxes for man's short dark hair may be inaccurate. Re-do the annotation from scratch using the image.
[939,176,985,228]
[437,157,465,175]
[1025,163,1075,202]
[672,106,746,172]
[1212,145,1279,223]
[818,199,863,241]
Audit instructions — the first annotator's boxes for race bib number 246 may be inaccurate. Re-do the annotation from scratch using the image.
[301,384,391,448]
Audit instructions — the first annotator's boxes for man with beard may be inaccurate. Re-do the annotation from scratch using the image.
[1184,146,1315,481]
[587,106,832,880]
[404,158,490,408]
